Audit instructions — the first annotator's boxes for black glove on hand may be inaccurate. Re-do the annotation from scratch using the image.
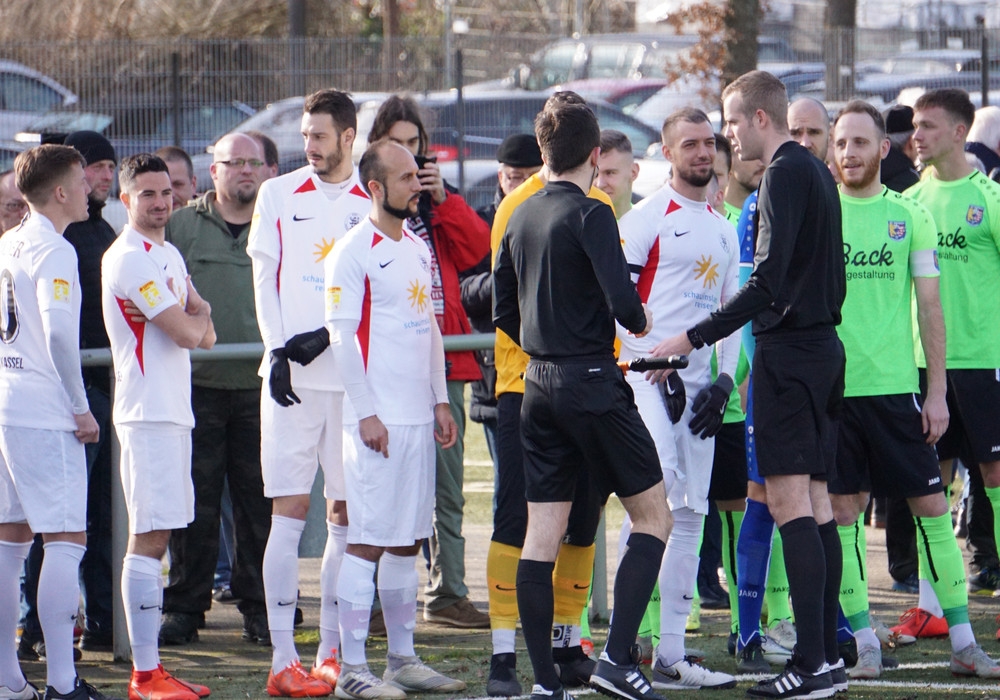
[284,327,330,366]
[269,349,301,407]
[689,373,734,439]
[659,371,686,424]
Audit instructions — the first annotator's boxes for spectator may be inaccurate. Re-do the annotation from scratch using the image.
[154,146,198,211]
[0,170,27,233]
[245,130,280,180]
[882,105,921,192]
[965,105,1000,179]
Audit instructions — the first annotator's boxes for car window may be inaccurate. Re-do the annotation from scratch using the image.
[589,43,644,79]
[150,104,246,142]
[530,43,580,90]
[886,58,958,74]
[0,73,65,112]
[592,104,657,155]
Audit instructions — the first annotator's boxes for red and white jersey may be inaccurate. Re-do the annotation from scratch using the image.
[102,226,193,427]
[0,213,83,431]
[617,183,741,383]
[247,165,370,391]
[325,219,437,425]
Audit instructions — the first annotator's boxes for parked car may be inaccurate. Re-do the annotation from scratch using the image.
[0,60,78,142]
[103,99,255,157]
[549,78,670,115]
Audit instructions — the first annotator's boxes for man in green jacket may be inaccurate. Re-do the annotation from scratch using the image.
[161,133,273,646]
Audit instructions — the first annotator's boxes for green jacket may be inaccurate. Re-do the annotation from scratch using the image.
[166,191,261,390]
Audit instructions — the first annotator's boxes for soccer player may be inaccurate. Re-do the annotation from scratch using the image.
[324,139,464,700]
[247,89,370,696]
[616,107,738,691]
[102,153,215,700]
[654,70,846,699]
[899,88,1000,646]
[829,99,1000,680]
[0,145,107,700]
[494,99,669,700]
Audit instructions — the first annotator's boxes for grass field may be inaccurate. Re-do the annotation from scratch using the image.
[21,388,1000,698]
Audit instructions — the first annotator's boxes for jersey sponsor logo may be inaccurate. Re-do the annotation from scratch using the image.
[938,228,967,249]
[966,205,984,225]
[407,279,429,313]
[52,278,71,302]
[693,254,719,288]
[0,356,23,369]
[888,221,907,241]
[326,286,341,313]
[314,237,335,263]
[345,212,363,230]
[138,280,163,308]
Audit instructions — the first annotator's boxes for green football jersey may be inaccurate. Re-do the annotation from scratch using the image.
[907,170,1000,368]
[838,186,938,397]
[724,201,741,225]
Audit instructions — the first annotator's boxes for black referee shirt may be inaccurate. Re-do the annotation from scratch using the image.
[492,180,647,360]
[696,140,845,345]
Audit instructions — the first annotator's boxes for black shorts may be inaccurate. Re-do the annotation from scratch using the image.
[521,358,662,503]
[935,369,1000,464]
[752,330,845,480]
[828,394,944,499]
[708,421,748,501]
[492,391,603,548]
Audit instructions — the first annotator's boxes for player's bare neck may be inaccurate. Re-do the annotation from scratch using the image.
[132,224,165,246]
[929,151,975,182]
[317,162,354,186]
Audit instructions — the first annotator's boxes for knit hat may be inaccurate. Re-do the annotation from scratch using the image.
[64,130,117,165]
[884,105,915,135]
[496,134,542,167]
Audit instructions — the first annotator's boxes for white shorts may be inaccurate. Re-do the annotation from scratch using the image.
[343,422,435,547]
[628,373,716,515]
[116,422,194,534]
[0,426,86,533]
[261,386,345,500]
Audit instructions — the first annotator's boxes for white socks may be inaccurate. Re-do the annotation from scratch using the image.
[657,507,702,668]
[917,577,944,617]
[264,515,305,673]
[123,553,163,673]
[0,540,31,691]
[378,553,418,658]
[337,554,377,666]
[492,628,516,656]
[39,542,86,693]
[317,521,347,666]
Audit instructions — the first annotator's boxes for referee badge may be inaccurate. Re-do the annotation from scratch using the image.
[888,221,906,240]
[966,205,984,225]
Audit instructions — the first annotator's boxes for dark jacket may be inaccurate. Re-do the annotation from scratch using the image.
[64,198,117,392]
[459,253,496,423]
[881,145,920,193]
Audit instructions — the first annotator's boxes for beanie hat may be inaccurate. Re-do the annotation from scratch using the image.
[496,134,542,167]
[64,130,117,165]
[884,105,914,135]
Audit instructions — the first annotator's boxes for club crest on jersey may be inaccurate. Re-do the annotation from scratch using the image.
[407,280,429,312]
[719,234,730,254]
[419,256,430,273]
[138,280,162,308]
[888,221,906,241]
[326,286,341,312]
[344,213,363,231]
[693,254,719,289]
[966,205,984,225]
[53,278,70,302]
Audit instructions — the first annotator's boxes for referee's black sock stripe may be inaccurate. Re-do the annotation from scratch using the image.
[853,520,865,583]
[724,510,738,588]
[914,515,939,583]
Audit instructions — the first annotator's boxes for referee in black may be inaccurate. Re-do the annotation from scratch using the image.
[493,101,670,700]
[654,71,846,700]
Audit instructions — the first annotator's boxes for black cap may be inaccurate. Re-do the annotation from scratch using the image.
[884,105,915,135]
[496,134,542,167]
[64,130,117,166]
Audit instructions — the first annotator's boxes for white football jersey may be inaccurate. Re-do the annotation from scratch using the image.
[617,183,740,383]
[325,219,437,425]
[248,165,370,391]
[0,213,82,431]
[102,226,194,427]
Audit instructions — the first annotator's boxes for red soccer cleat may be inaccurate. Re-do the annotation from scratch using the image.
[890,607,949,639]
[267,660,332,698]
[310,650,341,689]
[129,665,206,700]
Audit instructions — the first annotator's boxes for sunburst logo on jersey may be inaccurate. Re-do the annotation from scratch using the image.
[693,254,719,289]
[407,279,429,313]
[313,237,336,263]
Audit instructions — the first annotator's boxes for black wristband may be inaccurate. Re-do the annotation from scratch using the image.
[686,326,706,350]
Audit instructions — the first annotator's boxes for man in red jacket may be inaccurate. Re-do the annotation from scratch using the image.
[368,95,492,627]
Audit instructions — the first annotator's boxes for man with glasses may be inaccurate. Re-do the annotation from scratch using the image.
[0,170,27,233]
[159,133,273,647]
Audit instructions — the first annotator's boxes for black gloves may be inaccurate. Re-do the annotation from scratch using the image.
[659,371,686,424]
[269,349,301,407]
[689,373,734,439]
[285,327,330,366]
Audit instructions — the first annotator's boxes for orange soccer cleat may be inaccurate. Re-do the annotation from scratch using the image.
[267,660,332,698]
[129,665,208,700]
[310,650,342,689]
[890,607,949,639]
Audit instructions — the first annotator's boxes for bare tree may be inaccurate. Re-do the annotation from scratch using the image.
[825,0,857,100]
